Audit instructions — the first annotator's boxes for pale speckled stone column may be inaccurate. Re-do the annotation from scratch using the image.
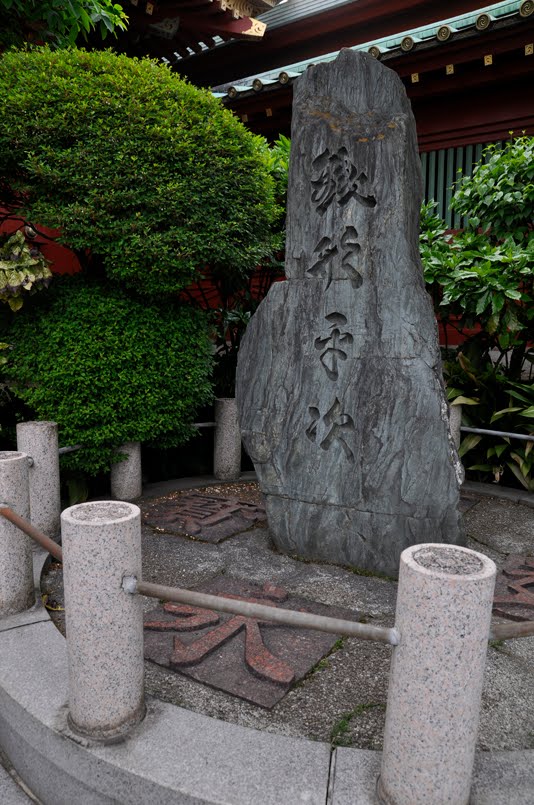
[378,544,496,805]
[16,421,61,540]
[0,451,34,616]
[214,398,241,481]
[449,403,462,449]
[61,501,145,741]
[110,441,142,501]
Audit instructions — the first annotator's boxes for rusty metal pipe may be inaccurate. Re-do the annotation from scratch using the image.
[0,505,63,562]
[130,577,400,645]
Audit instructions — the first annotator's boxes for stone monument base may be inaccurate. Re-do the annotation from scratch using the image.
[266,495,464,577]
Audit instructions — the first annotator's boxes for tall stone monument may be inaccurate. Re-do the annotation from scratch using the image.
[236,50,464,576]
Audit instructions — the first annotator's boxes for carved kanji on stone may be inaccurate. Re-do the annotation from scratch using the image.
[144,577,354,707]
[314,313,354,380]
[306,227,362,289]
[306,398,355,462]
[493,556,534,620]
[236,50,464,576]
[145,582,296,685]
[311,147,377,213]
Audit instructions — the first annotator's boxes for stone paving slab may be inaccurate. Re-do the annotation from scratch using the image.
[144,576,358,708]
[143,491,266,543]
[328,748,381,804]
[465,498,534,556]
[39,479,534,753]
[493,555,534,621]
[0,763,32,804]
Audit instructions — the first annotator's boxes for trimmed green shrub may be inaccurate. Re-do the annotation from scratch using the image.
[0,47,278,297]
[5,277,213,474]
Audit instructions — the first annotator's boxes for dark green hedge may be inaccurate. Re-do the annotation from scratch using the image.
[0,47,277,296]
[5,277,213,474]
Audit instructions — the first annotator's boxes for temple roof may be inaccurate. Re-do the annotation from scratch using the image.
[212,0,531,97]
[117,0,284,60]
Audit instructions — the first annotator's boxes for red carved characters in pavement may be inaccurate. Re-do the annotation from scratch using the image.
[493,556,534,618]
[144,582,296,685]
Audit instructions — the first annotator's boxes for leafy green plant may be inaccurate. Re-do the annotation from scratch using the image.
[5,277,213,475]
[451,135,534,240]
[0,47,278,298]
[0,230,52,311]
[181,135,289,397]
[445,355,534,491]
[420,136,534,491]
[0,1,127,49]
[330,703,385,748]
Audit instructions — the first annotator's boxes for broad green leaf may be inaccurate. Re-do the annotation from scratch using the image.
[458,434,482,457]
[490,407,523,422]
[505,462,533,492]
[452,396,479,406]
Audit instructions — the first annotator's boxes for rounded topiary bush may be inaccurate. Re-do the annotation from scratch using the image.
[5,278,213,474]
[0,47,277,296]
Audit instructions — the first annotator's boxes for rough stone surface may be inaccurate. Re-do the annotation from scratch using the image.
[0,452,34,616]
[0,763,31,804]
[471,751,534,804]
[236,50,463,576]
[16,421,61,541]
[329,748,382,804]
[61,501,145,740]
[465,498,534,556]
[380,544,497,805]
[0,617,331,805]
[449,403,462,449]
[41,482,534,753]
[143,491,266,542]
[214,398,242,481]
[110,441,142,501]
[144,575,356,708]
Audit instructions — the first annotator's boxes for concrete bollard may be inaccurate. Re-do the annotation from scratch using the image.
[16,421,61,541]
[378,543,496,805]
[110,441,142,501]
[0,452,34,616]
[214,397,241,481]
[449,403,462,450]
[61,501,145,741]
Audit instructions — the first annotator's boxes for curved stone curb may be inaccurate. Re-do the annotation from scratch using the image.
[0,762,32,804]
[462,480,534,509]
[0,552,532,804]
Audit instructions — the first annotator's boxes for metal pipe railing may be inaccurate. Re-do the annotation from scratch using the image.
[0,504,63,562]
[58,444,83,456]
[2,505,533,644]
[460,426,534,443]
[126,576,400,645]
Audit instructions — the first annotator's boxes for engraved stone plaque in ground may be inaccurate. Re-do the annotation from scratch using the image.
[144,577,357,708]
[143,492,266,543]
[493,555,534,621]
[236,50,464,577]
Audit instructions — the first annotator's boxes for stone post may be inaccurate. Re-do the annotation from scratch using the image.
[378,543,496,805]
[16,421,61,540]
[0,451,34,616]
[61,501,145,741]
[110,441,142,501]
[214,398,241,481]
[449,403,462,449]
